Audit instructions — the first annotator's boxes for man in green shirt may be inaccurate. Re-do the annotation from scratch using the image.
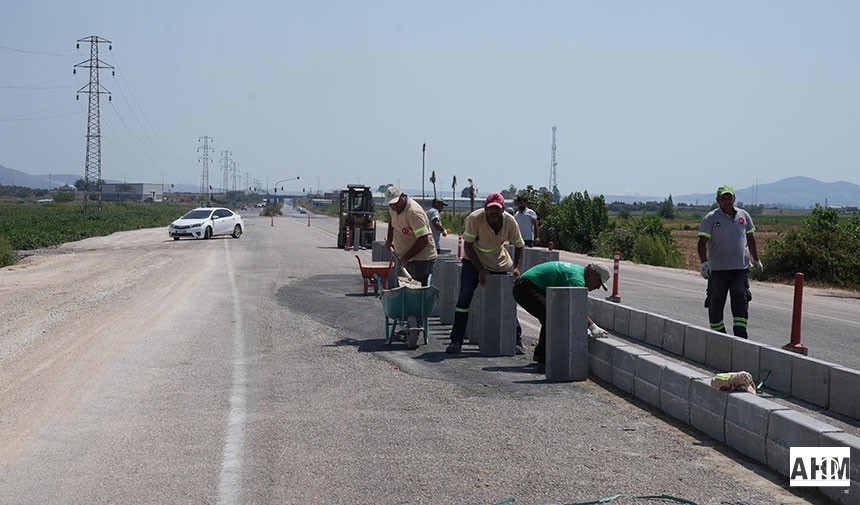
[513,261,610,364]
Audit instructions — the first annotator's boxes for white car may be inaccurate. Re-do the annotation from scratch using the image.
[168,207,244,240]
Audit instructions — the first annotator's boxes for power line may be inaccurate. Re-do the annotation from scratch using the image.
[0,45,76,56]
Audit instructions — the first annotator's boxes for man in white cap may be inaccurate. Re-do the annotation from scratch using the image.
[512,261,610,364]
[384,186,437,286]
[698,184,761,339]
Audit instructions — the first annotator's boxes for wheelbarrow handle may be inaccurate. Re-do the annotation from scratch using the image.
[389,250,413,281]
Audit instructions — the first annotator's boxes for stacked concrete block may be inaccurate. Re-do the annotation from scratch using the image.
[662,318,685,356]
[765,410,842,476]
[705,332,736,372]
[831,367,860,420]
[371,241,391,262]
[545,287,589,382]
[660,364,708,424]
[644,313,665,348]
[634,354,668,407]
[725,393,789,463]
[730,338,765,377]
[689,378,729,442]
[627,308,648,342]
[683,325,709,364]
[465,284,484,344]
[819,432,860,505]
[612,347,651,394]
[438,260,460,325]
[588,337,629,383]
[613,304,631,337]
[478,274,517,357]
[521,248,559,273]
[791,354,833,408]
[430,253,455,317]
[759,346,796,394]
[598,299,616,332]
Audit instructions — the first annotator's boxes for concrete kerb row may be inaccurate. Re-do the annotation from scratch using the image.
[377,243,860,502]
[587,297,860,504]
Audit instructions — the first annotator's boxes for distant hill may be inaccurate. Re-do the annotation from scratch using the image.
[0,164,80,189]
[605,176,860,209]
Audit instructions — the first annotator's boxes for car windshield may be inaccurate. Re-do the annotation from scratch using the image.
[182,209,213,219]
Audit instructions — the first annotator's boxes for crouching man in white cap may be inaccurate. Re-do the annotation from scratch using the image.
[512,261,611,364]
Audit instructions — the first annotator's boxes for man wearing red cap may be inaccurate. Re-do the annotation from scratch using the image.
[446,193,525,354]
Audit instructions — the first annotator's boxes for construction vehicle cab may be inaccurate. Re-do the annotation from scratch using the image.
[337,184,376,249]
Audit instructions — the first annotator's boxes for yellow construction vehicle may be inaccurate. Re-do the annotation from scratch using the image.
[337,184,376,249]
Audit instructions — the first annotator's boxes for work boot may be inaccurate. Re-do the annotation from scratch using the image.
[445,339,463,354]
[515,338,525,355]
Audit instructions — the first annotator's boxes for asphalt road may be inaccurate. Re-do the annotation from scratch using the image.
[0,207,834,504]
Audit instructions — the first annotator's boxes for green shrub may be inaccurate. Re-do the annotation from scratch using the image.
[52,192,75,202]
[632,233,683,268]
[260,203,283,217]
[760,205,860,289]
[595,215,683,267]
[0,235,17,267]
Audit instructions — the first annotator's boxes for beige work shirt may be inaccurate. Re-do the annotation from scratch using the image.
[462,208,524,271]
[389,197,438,262]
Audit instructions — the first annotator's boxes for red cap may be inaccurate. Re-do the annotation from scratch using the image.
[485,193,505,209]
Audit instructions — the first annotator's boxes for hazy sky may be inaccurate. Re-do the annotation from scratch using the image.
[2,1,859,197]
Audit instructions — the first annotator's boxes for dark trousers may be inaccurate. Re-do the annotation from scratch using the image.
[512,277,546,362]
[450,260,517,342]
[705,269,751,338]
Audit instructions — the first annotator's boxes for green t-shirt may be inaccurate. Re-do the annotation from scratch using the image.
[520,261,585,293]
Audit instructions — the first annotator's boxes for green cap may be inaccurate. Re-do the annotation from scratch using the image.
[717,184,735,197]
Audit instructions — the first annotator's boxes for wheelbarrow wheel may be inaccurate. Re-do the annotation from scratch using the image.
[406,316,421,350]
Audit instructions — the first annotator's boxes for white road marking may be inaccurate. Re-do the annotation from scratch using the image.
[217,243,248,505]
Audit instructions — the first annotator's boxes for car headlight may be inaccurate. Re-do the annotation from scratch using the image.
[191,223,202,228]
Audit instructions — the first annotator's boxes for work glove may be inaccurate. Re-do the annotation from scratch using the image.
[753,260,763,274]
[588,323,607,338]
[700,261,710,279]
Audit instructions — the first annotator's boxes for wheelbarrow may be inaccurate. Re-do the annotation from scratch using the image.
[378,279,438,349]
[355,255,395,295]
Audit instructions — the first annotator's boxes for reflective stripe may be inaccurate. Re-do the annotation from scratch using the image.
[463,231,477,239]
[714,373,732,381]
[511,238,525,245]
[698,231,711,238]
[474,244,499,253]
[454,307,470,313]
[733,317,748,328]
[710,321,726,331]
[413,225,428,234]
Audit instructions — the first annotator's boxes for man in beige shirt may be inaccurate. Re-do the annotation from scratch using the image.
[446,192,525,354]
[384,186,437,286]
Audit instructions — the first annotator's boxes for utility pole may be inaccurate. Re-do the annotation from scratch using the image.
[421,143,426,199]
[220,150,232,196]
[549,126,558,202]
[231,161,239,193]
[198,136,214,203]
[74,35,114,212]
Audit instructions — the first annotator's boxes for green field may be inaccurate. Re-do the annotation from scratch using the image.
[0,201,194,253]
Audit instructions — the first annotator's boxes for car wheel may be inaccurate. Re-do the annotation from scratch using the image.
[204,227,212,239]
[173,237,180,241]
[232,224,242,238]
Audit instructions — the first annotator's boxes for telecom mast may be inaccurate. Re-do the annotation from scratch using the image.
[549,126,558,202]
[198,136,214,200]
[74,35,114,212]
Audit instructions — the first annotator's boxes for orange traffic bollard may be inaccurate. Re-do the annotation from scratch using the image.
[606,249,621,303]
[783,272,809,355]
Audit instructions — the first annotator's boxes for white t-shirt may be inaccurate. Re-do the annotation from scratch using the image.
[514,207,538,240]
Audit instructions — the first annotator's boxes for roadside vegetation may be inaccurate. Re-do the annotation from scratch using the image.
[0,200,193,267]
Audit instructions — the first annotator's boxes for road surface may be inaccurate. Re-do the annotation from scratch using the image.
[0,209,832,504]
